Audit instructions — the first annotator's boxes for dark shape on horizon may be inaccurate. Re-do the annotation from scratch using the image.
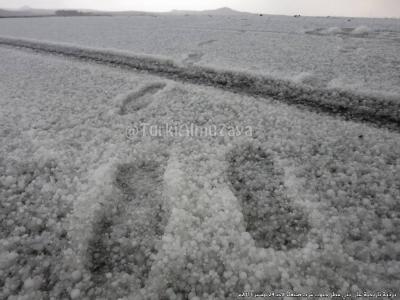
[55,10,107,17]
[56,10,82,16]
[169,7,253,16]
[0,7,54,18]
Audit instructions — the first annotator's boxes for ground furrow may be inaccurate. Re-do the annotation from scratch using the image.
[1,35,399,131]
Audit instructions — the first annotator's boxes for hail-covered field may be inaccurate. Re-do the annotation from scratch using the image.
[0,14,399,300]
[0,14,400,96]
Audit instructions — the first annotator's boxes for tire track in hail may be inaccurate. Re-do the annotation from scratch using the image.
[0,36,399,132]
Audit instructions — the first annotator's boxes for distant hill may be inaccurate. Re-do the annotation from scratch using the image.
[18,5,33,11]
[55,9,111,17]
[0,7,112,18]
[0,6,253,18]
[0,8,54,17]
[168,7,253,16]
[96,7,251,17]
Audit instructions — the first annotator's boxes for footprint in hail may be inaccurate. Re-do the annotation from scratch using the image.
[227,143,310,250]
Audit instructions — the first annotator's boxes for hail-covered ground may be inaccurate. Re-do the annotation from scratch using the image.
[0,14,400,97]
[0,14,399,300]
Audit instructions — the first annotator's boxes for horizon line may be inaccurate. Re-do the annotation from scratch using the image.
[1,6,399,19]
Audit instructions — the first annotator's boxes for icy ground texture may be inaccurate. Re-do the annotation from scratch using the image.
[87,157,170,299]
[0,15,399,96]
[227,144,310,250]
[0,48,400,299]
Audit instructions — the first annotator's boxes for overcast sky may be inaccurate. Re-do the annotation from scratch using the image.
[1,0,399,18]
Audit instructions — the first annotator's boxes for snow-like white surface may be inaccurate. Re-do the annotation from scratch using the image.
[0,47,399,299]
[0,15,399,96]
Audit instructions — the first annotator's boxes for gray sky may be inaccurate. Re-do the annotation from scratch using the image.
[1,0,399,18]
